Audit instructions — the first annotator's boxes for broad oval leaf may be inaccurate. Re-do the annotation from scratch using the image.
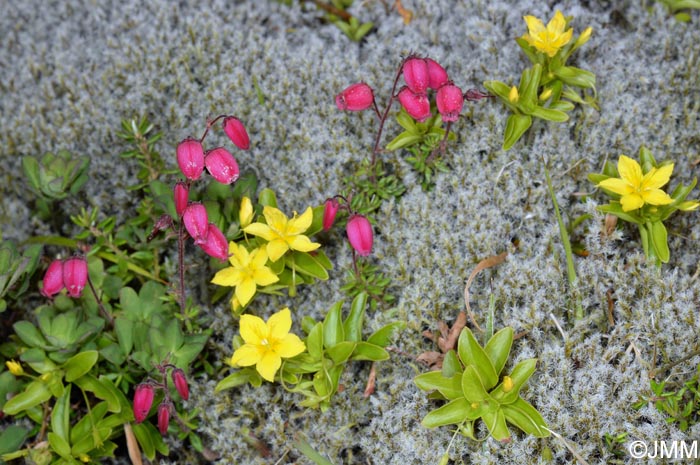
[502,397,550,438]
[461,366,491,403]
[326,341,356,364]
[343,292,367,343]
[421,398,469,428]
[351,342,389,362]
[2,380,52,415]
[414,371,463,400]
[457,328,498,390]
[484,327,513,376]
[63,350,98,382]
[323,302,344,349]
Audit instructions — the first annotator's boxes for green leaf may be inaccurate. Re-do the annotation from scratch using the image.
[484,327,513,376]
[326,341,356,364]
[343,292,367,342]
[597,203,643,225]
[351,342,389,362]
[386,132,423,151]
[482,410,511,442]
[291,252,330,280]
[502,114,532,151]
[519,64,542,107]
[48,432,72,459]
[132,422,167,460]
[421,398,469,428]
[457,328,498,390]
[258,188,278,208]
[396,109,418,132]
[414,371,463,400]
[0,425,30,455]
[215,370,254,392]
[306,323,324,360]
[366,321,404,347]
[492,358,537,404]
[553,66,596,89]
[323,302,344,349]
[114,318,134,356]
[502,397,550,437]
[2,380,52,415]
[483,80,512,102]
[73,374,121,413]
[13,321,49,349]
[63,350,98,382]
[441,350,462,378]
[650,221,670,263]
[51,384,71,443]
[461,366,491,403]
[22,156,42,191]
[530,106,569,122]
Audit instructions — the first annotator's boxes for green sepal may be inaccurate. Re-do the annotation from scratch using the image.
[414,371,463,400]
[457,328,498,390]
[421,397,469,428]
[503,114,532,151]
[484,327,513,376]
[502,397,550,437]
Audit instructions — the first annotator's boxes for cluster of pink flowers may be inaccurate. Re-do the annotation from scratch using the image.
[40,257,88,298]
[133,365,189,435]
[322,197,373,257]
[174,116,250,261]
[335,55,471,124]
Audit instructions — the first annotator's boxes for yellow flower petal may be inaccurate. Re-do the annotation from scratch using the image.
[239,197,253,228]
[286,207,313,235]
[262,206,289,231]
[235,277,257,307]
[620,193,645,212]
[508,86,519,103]
[548,10,567,34]
[267,308,292,340]
[257,351,282,382]
[617,155,643,186]
[244,222,275,241]
[641,189,673,206]
[266,239,289,262]
[211,267,243,287]
[598,178,633,196]
[523,15,544,34]
[253,267,279,287]
[231,344,263,367]
[642,164,673,190]
[275,333,306,358]
[239,314,267,345]
[287,235,321,253]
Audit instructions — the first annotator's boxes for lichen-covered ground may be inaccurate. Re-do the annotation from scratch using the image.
[2,0,699,464]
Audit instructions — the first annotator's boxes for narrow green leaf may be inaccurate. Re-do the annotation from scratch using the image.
[491,358,537,404]
[553,66,596,89]
[502,114,532,151]
[306,323,323,360]
[291,252,329,280]
[351,342,389,361]
[51,384,71,443]
[48,432,72,459]
[114,318,134,356]
[366,321,404,347]
[502,397,550,437]
[482,410,511,442]
[323,302,344,349]
[326,341,356,364]
[461,366,491,402]
[2,380,52,415]
[73,374,121,413]
[414,371,463,400]
[530,106,569,122]
[457,328,498,390]
[215,370,253,392]
[484,327,513,376]
[650,221,670,263]
[386,132,423,151]
[343,292,367,342]
[421,398,469,428]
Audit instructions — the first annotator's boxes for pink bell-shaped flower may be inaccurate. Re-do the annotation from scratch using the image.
[176,138,205,181]
[174,182,189,217]
[198,223,229,261]
[204,147,240,184]
[436,83,464,122]
[222,116,250,150]
[403,57,429,94]
[183,203,209,245]
[346,214,373,257]
[63,257,88,298]
[426,58,449,90]
[335,83,375,111]
[171,368,189,400]
[157,402,171,435]
[41,259,64,298]
[397,87,431,122]
[133,383,155,423]
[323,198,340,231]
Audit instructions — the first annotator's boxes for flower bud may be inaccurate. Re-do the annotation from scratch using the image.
[397,87,431,122]
[436,83,464,122]
[464,89,492,101]
[204,147,240,184]
[575,26,593,47]
[539,88,553,101]
[171,368,190,400]
[176,138,205,181]
[508,86,519,103]
[425,58,449,90]
[5,360,24,376]
[133,383,154,423]
[183,203,209,245]
[346,214,373,257]
[402,57,429,94]
[335,83,375,112]
[222,116,250,150]
[41,259,64,298]
[323,198,340,231]
[502,376,514,393]
[198,223,229,261]
[157,402,171,435]
[63,257,88,298]
[239,196,253,228]
[174,182,189,217]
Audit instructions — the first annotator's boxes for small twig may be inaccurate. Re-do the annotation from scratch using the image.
[549,313,567,340]
[363,363,377,397]
[304,0,353,21]
[87,275,114,327]
[606,288,615,327]
[544,427,591,465]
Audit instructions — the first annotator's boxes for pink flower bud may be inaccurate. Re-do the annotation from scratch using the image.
[425,58,449,90]
[222,116,250,150]
[157,402,171,435]
[397,87,431,122]
[323,198,340,232]
[63,257,87,298]
[436,83,464,122]
[204,147,240,184]
[464,89,492,101]
[183,203,209,245]
[346,214,373,257]
[174,182,189,217]
[198,223,229,261]
[41,259,64,298]
[403,57,429,94]
[335,83,375,112]
[133,383,154,423]
[171,368,189,400]
[176,138,205,181]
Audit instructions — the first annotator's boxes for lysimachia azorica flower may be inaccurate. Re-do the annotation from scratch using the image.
[211,242,278,308]
[243,205,320,262]
[521,10,573,57]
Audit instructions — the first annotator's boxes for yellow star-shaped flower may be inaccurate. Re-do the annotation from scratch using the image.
[231,308,306,382]
[598,155,674,212]
[5,360,24,376]
[211,243,279,307]
[521,10,573,58]
[243,206,320,262]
